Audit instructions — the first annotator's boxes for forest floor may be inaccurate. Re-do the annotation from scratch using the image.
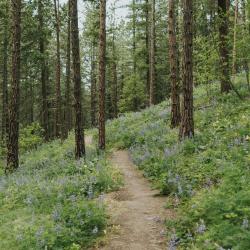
[95,149,175,250]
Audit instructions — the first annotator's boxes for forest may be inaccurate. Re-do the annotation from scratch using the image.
[0,0,249,249]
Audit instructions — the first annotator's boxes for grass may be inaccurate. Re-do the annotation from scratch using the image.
[105,82,250,249]
[0,133,122,250]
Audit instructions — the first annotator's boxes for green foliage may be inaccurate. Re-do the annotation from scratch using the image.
[106,83,250,249]
[119,73,146,113]
[19,123,44,152]
[0,134,122,249]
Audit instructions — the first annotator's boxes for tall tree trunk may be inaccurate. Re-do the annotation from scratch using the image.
[98,0,106,150]
[91,40,97,127]
[6,0,22,173]
[169,0,181,128]
[145,0,150,102]
[232,0,238,76]
[149,0,156,105]
[70,0,85,159]
[111,33,118,118]
[242,0,250,91]
[2,3,9,141]
[218,0,232,93]
[65,0,72,137]
[179,0,194,140]
[54,0,62,139]
[38,0,49,141]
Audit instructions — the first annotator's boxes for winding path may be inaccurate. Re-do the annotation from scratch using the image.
[97,150,174,250]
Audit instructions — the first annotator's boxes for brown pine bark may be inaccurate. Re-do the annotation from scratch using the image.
[1,3,9,141]
[98,0,106,150]
[6,0,22,173]
[179,0,194,140]
[111,33,118,118]
[54,0,62,139]
[168,0,181,128]
[65,0,72,137]
[38,0,49,141]
[149,0,156,106]
[70,0,85,159]
[145,0,150,102]
[241,0,250,91]
[218,0,232,93]
[232,0,238,76]
[91,41,97,127]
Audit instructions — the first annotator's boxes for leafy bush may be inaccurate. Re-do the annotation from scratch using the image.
[106,83,250,249]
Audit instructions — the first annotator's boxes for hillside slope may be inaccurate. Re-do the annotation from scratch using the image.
[105,84,250,249]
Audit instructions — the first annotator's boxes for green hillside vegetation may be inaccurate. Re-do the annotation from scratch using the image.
[0,134,122,249]
[105,82,250,249]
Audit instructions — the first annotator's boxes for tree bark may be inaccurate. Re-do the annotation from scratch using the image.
[111,33,118,118]
[38,0,49,141]
[6,0,22,173]
[91,41,97,127]
[179,0,194,140]
[169,0,181,128]
[70,0,85,159]
[54,0,62,139]
[242,0,250,91]
[149,0,156,106]
[218,0,232,93]
[65,0,72,137]
[232,0,238,76]
[145,0,150,102]
[98,0,106,150]
[2,3,9,141]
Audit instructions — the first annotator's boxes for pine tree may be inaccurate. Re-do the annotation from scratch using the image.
[6,0,22,173]
[169,0,181,128]
[54,0,62,138]
[179,0,194,140]
[70,0,85,159]
[218,0,232,93]
[149,0,156,106]
[38,0,49,141]
[98,0,106,150]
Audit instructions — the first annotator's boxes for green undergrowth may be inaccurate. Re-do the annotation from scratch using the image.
[0,133,122,250]
[106,83,250,249]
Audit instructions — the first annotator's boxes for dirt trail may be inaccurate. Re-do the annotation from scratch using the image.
[97,150,174,250]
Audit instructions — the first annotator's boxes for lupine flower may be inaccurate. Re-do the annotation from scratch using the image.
[167,233,179,250]
[196,219,206,234]
[242,218,249,229]
[92,226,98,234]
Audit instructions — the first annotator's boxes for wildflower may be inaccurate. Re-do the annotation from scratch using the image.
[242,218,249,229]
[92,226,98,234]
[196,219,206,234]
[24,194,33,206]
[167,233,179,250]
[52,209,61,222]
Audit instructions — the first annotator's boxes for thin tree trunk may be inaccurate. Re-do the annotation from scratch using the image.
[242,0,250,91]
[232,0,238,76]
[70,0,85,159]
[38,0,49,141]
[149,0,156,106]
[98,0,106,150]
[54,0,62,139]
[111,33,118,118]
[169,0,181,128]
[218,0,232,93]
[2,3,9,141]
[179,0,194,140]
[65,0,72,137]
[6,0,22,173]
[91,41,97,127]
[145,0,150,102]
